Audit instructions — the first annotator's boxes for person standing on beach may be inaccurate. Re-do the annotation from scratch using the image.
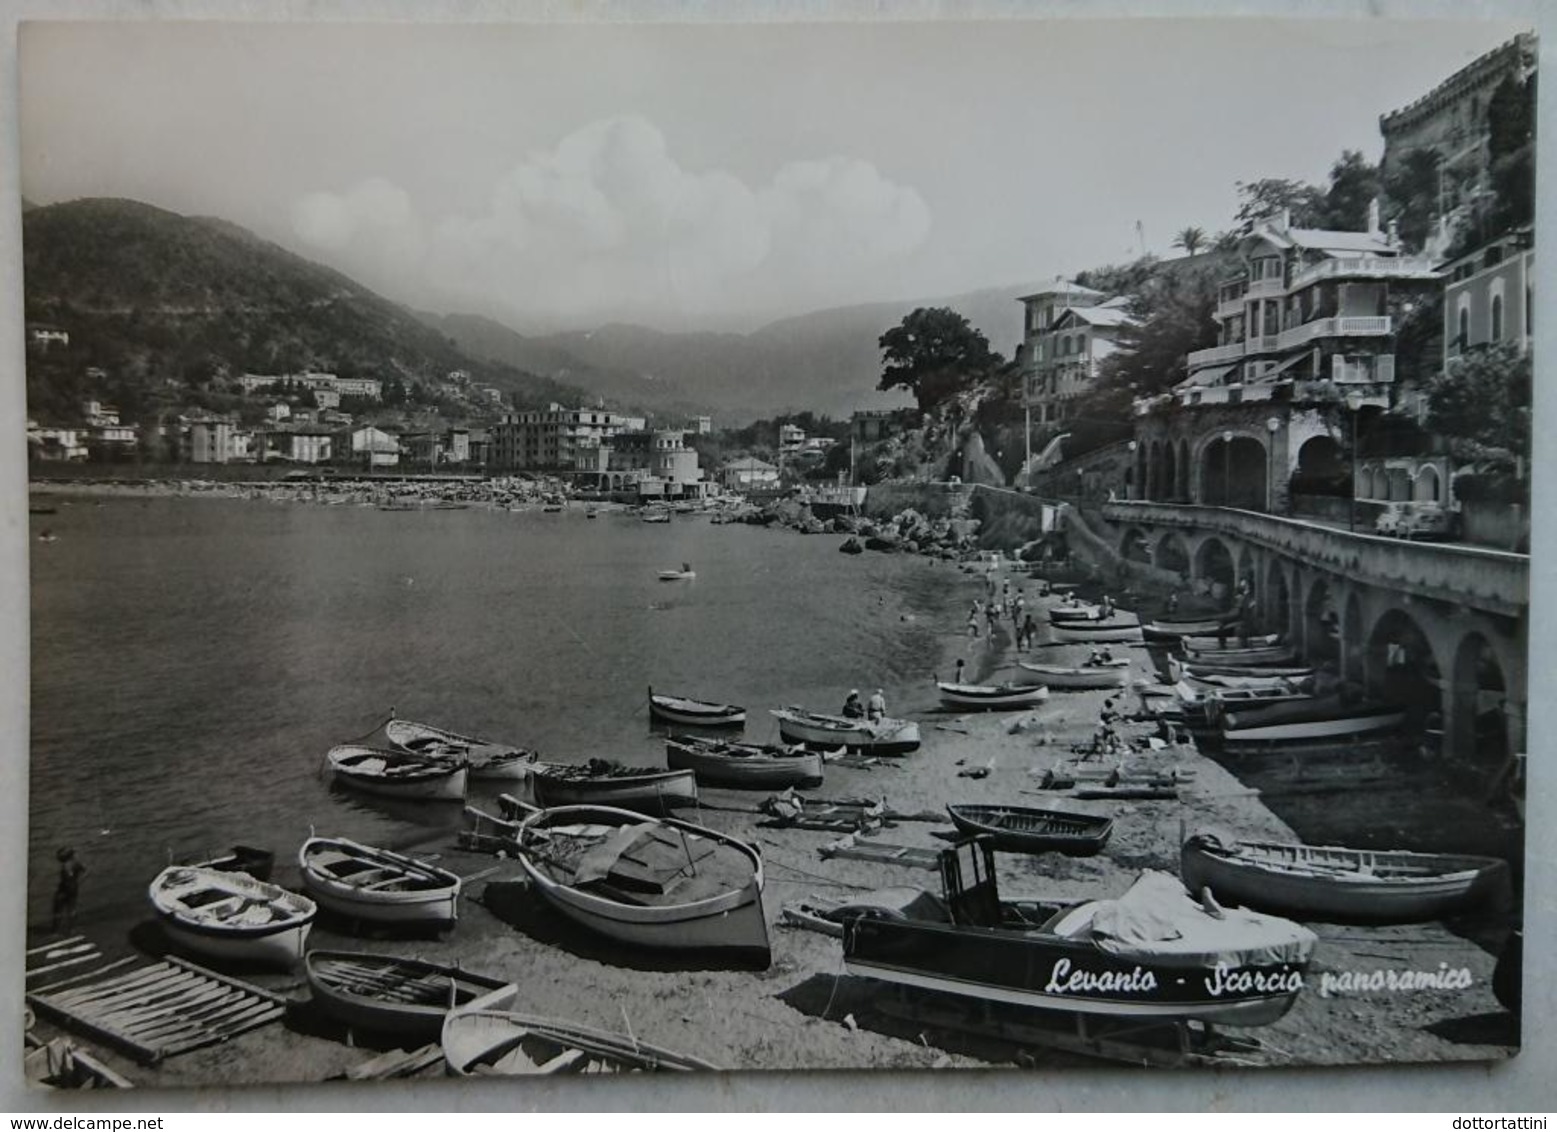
[867,689,887,721]
[1022,613,1036,651]
[954,657,966,685]
[967,602,981,638]
[53,847,85,933]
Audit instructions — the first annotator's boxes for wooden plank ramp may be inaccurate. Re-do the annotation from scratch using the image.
[27,956,288,1065]
[817,839,941,870]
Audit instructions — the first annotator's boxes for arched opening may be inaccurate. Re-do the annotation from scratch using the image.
[1194,537,1236,601]
[1491,294,1504,341]
[1149,440,1164,500]
[1343,592,1365,685]
[1200,436,1268,509]
[1304,578,1340,669]
[1293,435,1349,498]
[1119,527,1153,563]
[1413,466,1441,503]
[1235,545,1256,598]
[1176,440,1190,502]
[1164,442,1178,502]
[1365,608,1443,730]
[1449,632,1508,766]
[1387,467,1411,501]
[1135,444,1148,500]
[1457,304,1470,351]
[1264,560,1292,639]
[1156,533,1190,580]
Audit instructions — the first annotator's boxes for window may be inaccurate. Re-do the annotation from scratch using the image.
[1491,295,1504,341]
[1457,305,1470,352]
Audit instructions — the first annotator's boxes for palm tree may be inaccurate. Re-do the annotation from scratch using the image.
[1173,226,1208,257]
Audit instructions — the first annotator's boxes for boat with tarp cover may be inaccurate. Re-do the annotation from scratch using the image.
[1180,832,1510,923]
[1219,696,1407,747]
[843,840,1315,1026]
[512,804,770,962]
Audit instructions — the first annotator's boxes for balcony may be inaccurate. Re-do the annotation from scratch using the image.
[1289,256,1439,290]
[1245,277,1285,299]
[1276,316,1392,351]
[1245,334,1282,354]
[1187,342,1246,369]
[1101,500,1527,617]
[1215,295,1247,319]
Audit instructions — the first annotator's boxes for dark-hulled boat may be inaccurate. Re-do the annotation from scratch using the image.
[442,1010,720,1074]
[1180,832,1510,923]
[306,951,517,1040]
[936,682,1049,711]
[946,804,1112,856]
[664,734,823,789]
[648,688,746,728]
[843,840,1315,1026]
[1219,696,1406,747]
[512,804,770,962]
[526,761,698,814]
[385,718,538,782]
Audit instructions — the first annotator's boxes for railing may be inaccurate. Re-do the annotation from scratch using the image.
[1187,342,1246,369]
[1245,277,1285,298]
[1245,334,1282,354]
[1275,316,1392,351]
[1101,500,1527,615]
[1289,255,1439,290]
[1215,295,1247,319]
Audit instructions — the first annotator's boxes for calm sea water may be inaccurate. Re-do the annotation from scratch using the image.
[27,496,960,927]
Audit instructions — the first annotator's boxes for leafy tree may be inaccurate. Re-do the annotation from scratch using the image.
[1172,227,1207,256]
[1073,255,1159,297]
[877,307,1003,413]
[1383,149,1441,252]
[1234,177,1327,232]
[1421,342,1530,465]
[1089,254,1223,408]
[1318,150,1380,231]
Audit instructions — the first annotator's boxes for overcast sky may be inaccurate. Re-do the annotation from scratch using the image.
[17,17,1530,334]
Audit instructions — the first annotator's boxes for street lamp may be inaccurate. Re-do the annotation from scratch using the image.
[1266,416,1281,513]
[1345,392,1363,532]
[1221,430,1233,508]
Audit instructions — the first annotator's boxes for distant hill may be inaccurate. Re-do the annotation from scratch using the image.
[21,197,584,420]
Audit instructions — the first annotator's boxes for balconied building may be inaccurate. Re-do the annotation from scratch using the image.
[489,403,633,471]
[1016,280,1126,431]
[1131,209,1440,515]
[1441,226,1533,360]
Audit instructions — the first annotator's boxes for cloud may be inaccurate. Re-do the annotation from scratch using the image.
[296,117,931,327]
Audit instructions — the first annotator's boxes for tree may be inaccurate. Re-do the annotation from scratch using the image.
[1172,227,1207,256]
[877,307,1003,413]
[1421,342,1530,466]
[1234,177,1327,232]
[1383,149,1441,252]
[1318,150,1380,231]
[1089,254,1223,408]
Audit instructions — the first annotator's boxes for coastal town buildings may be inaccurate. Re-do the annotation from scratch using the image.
[1017,281,1135,432]
[721,456,780,491]
[489,403,633,471]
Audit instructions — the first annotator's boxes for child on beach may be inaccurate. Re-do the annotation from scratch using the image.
[53,847,85,934]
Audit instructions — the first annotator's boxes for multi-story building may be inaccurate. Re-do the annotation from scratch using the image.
[722,457,779,491]
[779,424,806,454]
[1017,281,1135,430]
[851,408,913,444]
[1441,225,1534,361]
[690,416,713,435]
[258,425,334,464]
[188,416,238,463]
[489,403,632,471]
[337,427,400,468]
[332,376,383,400]
[27,423,88,461]
[1132,210,1441,513]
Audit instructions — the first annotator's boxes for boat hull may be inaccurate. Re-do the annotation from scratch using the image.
[299,840,463,927]
[1051,621,1144,644]
[1221,702,1406,745]
[158,917,312,969]
[771,709,921,755]
[149,866,316,968]
[946,805,1112,856]
[531,769,699,814]
[665,739,824,789]
[306,953,516,1040]
[442,1010,720,1074]
[1181,837,1509,923]
[384,719,536,782]
[937,684,1049,711]
[1015,663,1129,690]
[649,696,746,728]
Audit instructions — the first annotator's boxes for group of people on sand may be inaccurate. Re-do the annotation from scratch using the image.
[841,688,887,722]
[967,578,1036,648]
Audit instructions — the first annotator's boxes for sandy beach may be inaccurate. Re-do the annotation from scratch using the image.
[21,525,1521,1091]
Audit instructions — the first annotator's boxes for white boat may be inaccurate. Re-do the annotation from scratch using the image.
[1050,619,1144,644]
[664,735,824,788]
[1179,632,1283,651]
[1220,696,1407,746]
[648,688,745,727]
[325,744,468,802]
[442,1010,720,1074]
[149,866,316,968]
[770,707,921,755]
[936,682,1050,711]
[298,837,463,927]
[1181,643,1298,666]
[1015,660,1130,690]
[513,804,770,962]
[657,564,696,581]
[384,718,537,781]
[1168,657,1315,683]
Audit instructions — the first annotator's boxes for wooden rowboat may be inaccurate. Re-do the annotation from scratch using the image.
[771,707,921,755]
[1180,832,1510,923]
[1220,696,1406,746]
[306,951,516,1040]
[149,866,316,968]
[1050,619,1144,644]
[1015,661,1130,690]
[298,837,463,927]
[665,734,823,788]
[513,804,770,962]
[936,682,1050,711]
[442,1009,720,1074]
[946,804,1112,856]
[526,761,699,814]
[1168,657,1315,683]
[1141,618,1237,642]
[385,718,538,781]
[648,688,745,728]
[325,744,468,802]
[1181,643,1298,666]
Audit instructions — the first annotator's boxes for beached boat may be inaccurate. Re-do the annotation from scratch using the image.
[442,1010,720,1074]
[149,866,316,968]
[1141,618,1237,643]
[640,510,671,524]
[781,888,953,938]
[1050,619,1144,644]
[1178,669,1313,691]
[664,734,823,789]
[512,804,770,961]
[385,718,538,781]
[945,804,1112,856]
[305,951,516,1040]
[325,745,468,802]
[1048,604,1104,623]
[1219,696,1407,746]
[1180,832,1510,923]
[657,566,696,581]
[936,682,1050,711]
[648,688,745,728]
[1181,643,1298,667]
[526,761,699,814]
[771,707,922,755]
[298,838,463,927]
[1168,657,1314,683]
[1174,681,1314,727]
[843,841,1315,1026]
[1015,660,1130,690]
[1179,632,1283,651]
[192,845,276,881]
